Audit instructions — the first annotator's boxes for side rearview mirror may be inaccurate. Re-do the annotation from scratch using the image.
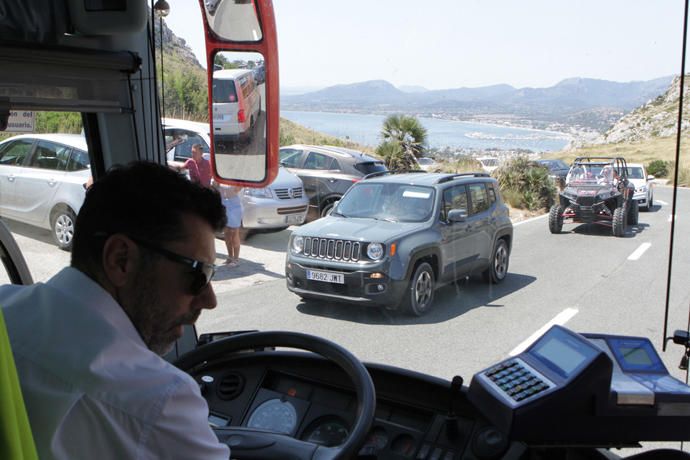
[448,209,468,223]
[648,175,655,181]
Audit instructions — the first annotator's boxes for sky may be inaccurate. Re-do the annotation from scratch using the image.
[165,0,686,91]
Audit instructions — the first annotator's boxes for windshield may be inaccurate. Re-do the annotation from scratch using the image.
[627,167,645,179]
[335,183,435,222]
[2,2,690,455]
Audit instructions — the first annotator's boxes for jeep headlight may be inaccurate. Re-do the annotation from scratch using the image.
[245,187,273,199]
[291,236,304,254]
[638,185,647,193]
[367,243,384,260]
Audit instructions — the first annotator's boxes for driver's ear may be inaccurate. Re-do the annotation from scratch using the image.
[102,234,139,288]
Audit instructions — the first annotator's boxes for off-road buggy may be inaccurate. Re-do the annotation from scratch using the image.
[548,157,638,237]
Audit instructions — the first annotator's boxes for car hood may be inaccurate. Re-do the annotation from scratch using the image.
[627,178,648,189]
[293,216,427,242]
[271,167,303,188]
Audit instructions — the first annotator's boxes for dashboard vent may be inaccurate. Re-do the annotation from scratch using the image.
[216,372,245,400]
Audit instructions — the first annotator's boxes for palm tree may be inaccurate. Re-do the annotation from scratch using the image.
[378,114,428,172]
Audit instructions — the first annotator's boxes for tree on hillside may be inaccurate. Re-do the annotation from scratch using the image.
[376,114,428,172]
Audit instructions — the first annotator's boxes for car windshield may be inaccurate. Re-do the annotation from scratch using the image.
[335,182,435,222]
[353,161,387,175]
[2,2,690,456]
[627,167,645,179]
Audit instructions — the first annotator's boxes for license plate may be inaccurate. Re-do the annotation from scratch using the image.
[307,270,344,284]
[286,214,304,225]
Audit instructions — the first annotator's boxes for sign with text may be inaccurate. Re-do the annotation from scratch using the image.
[7,111,35,132]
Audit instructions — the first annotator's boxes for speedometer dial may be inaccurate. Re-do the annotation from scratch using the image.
[301,417,350,447]
[247,398,298,435]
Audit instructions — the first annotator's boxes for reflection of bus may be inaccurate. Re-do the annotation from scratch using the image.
[212,68,261,143]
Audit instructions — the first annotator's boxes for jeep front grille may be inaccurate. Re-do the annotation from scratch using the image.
[303,237,361,262]
[275,187,304,199]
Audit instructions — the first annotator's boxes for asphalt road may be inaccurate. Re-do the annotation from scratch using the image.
[3,186,689,383]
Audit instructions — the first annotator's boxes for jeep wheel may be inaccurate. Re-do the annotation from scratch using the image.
[612,206,626,237]
[627,200,639,225]
[51,206,76,251]
[483,239,509,284]
[404,262,435,316]
[548,204,564,233]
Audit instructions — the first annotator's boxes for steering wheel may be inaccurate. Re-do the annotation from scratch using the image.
[174,331,376,460]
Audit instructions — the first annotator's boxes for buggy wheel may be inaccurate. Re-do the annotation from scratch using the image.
[483,239,509,284]
[612,206,626,237]
[403,262,435,317]
[627,200,639,225]
[548,204,564,233]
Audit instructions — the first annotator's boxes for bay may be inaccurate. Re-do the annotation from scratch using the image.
[281,110,571,153]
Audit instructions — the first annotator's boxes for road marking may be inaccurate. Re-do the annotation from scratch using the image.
[513,213,548,227]
[657,200,669,206]
[508,308,579,356]
[628,242,652,261]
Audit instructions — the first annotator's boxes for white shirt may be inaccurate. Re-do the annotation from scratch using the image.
[0,267,230,460]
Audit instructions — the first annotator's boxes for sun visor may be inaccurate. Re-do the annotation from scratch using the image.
[0,43,141,113]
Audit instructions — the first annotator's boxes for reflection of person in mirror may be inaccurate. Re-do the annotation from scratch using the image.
[218,184,244,266]
[171,144,211,188]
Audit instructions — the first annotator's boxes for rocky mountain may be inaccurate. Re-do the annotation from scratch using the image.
[281,77,674,132]
[602,75,690,143]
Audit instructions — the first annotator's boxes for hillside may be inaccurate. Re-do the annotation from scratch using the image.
[600,75,690,144]
[282,77,674,132]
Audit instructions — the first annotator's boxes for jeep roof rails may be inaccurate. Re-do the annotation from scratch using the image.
[363,170,393,180]
[436,172,490,184]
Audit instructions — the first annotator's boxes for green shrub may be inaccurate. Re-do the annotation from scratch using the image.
[647,159,669,177]
[493,157,557,211]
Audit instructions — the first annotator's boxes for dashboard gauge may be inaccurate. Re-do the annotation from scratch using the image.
[363,426,388,451]
[302,417,350,447]
[391,433,416,457]
[247,398,298,435]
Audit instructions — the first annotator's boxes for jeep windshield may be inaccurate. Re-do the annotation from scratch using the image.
[335,182,435,222]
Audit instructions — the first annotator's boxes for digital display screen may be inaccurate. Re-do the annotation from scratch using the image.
[533,336,587,378]
[619,346,653,366]
[208,414,229,427]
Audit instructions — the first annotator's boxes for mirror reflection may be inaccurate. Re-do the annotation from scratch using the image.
[204,0,263,42]
[211,51,266,182]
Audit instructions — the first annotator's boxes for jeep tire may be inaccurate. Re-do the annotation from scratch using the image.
[548,204,564,234]
[483,239,509,284]
[404,262,435,316]
[612,206,626,237]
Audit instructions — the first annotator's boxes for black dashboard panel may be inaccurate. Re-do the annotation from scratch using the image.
[189,351,512,459]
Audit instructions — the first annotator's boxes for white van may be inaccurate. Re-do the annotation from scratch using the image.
[212,68,261,143]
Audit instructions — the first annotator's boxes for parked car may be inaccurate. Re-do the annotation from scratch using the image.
[477,156,500,173]
[164,119,308,231]
[0,134,90,250]
[286,172,513,316]
[416,157,438,171]
[279,145,388,219]
[626,162,654,211]
[536,159,570,187]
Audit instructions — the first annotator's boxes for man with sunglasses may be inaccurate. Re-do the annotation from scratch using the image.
[0,162,230,459]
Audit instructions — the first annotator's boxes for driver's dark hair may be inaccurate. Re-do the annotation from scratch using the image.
[71,161,226,276]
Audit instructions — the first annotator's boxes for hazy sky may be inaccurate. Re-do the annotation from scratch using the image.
[165,0,686,90]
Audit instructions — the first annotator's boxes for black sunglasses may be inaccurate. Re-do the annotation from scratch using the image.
[128,236,216,295]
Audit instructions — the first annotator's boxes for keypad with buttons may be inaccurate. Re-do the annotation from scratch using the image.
[484,359,551,402]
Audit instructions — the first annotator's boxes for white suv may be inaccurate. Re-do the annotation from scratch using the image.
[0,134,90,250]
